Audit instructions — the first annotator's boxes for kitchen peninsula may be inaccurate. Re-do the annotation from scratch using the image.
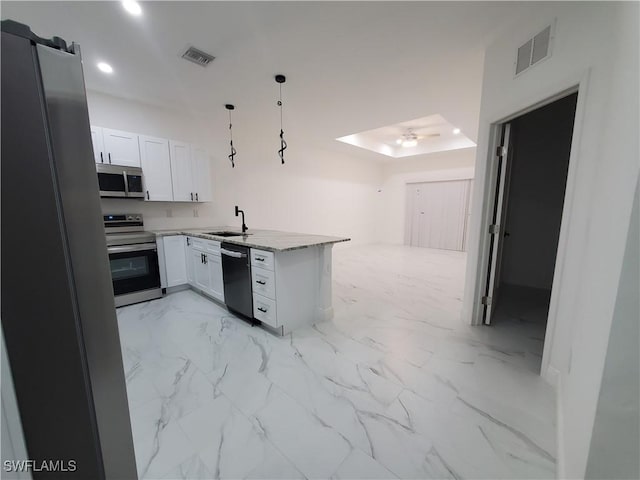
[154,227,350,336]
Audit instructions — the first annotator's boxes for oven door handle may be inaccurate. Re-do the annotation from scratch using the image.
[220,248,246,259]
[107,243,157,254]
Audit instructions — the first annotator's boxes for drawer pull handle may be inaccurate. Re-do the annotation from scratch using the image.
[256,257,265,261]
[257,307,267,313]
[256,280,266,285]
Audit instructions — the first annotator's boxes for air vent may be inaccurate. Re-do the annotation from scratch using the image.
[181,46,215,67]
[515,23,554,76]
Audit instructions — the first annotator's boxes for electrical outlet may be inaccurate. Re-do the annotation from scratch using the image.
[166,208,173,218]
[193,208,199,218]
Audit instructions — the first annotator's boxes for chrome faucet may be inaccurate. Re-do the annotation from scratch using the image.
[235,205,248,233]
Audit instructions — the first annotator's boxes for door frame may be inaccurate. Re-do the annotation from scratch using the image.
[469,69,590,382]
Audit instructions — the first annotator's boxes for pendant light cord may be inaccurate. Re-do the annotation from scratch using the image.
[228,109,236,168]
[278,83,287,164]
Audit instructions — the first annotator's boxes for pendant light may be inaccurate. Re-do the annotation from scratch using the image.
[275,74,287,164]
[225,104,237,168]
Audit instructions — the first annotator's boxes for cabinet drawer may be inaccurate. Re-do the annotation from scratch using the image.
[190,237,220,255]
[190,237,206,251]
[205,240,221,256]
[251,249,274,271]
[251,266,275,300]
[253,293,277,328]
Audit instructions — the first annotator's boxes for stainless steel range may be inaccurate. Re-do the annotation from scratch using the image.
[104,213,163,307]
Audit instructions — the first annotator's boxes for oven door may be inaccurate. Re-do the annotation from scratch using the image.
[107,243,160,296]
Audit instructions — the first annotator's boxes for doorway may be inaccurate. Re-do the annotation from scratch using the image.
[483,92,578,372]
[405,179,472,251]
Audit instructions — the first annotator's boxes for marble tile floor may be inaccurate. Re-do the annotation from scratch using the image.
[117,244,557,480]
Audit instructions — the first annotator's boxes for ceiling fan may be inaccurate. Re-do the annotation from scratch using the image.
[395,128,441,148]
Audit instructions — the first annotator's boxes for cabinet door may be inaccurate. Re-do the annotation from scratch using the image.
[163,236,187,287]
[169,140,194,202]
[90,126,105,164]
[192,146,212,202]
[193,251,210,292]
[186,240,195,285]
[139,135,173,201]
[207,254,224,302]
[102,128,141,167]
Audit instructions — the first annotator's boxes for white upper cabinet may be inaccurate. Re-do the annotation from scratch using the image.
[139,135,173,201]
[92,124,212,203]
[102,128,141,167]
[169,140,194,202]
[90,126,105,164]
[192,146,212,202]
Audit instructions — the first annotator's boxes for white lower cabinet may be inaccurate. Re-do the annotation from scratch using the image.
[163,235,187,287]
[207,254,224,301]
[184,236,224,303]
[253,293,277,328]
[161,236,328,336]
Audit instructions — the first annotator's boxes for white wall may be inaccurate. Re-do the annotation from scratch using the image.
[585,179,639,480]
[462,3,639,478]
[500,93,576,290]
[377,148,476,244]
[87,91,382,244]
[211,140,382,246]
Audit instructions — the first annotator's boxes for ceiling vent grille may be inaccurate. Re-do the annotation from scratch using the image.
[181,46,215,67]
[515,23,553,76]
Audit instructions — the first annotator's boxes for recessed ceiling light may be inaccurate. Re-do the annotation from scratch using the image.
[396,139,403,145]
[453,128,461,135]
[122,0,142,16]
[97,62,113,74]
[402,139,418,148]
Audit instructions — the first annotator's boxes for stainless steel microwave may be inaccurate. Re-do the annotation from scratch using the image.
[97,164,144,198]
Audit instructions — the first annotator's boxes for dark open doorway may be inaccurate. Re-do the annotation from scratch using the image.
[484,92,578,373]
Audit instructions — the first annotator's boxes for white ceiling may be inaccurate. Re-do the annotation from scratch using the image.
[337,113,476,158]
[1,1,539,162]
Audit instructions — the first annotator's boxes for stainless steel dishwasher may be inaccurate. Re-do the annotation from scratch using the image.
[220,242,253,318]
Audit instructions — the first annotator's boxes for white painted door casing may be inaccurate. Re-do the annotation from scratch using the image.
[139,135,173,201]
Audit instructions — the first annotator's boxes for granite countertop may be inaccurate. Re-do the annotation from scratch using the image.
[150,227,350,252]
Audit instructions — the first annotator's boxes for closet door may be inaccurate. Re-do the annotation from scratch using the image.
[406,180,470,251]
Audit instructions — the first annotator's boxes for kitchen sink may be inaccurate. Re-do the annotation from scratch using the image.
[205,231,250,237]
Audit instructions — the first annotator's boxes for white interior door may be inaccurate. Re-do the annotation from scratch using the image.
[406,180,471,251]
[484,123,512,324]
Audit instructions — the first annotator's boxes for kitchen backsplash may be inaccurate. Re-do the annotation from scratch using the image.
[100,198,222,230]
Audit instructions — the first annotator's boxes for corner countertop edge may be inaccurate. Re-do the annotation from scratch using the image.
[149,227,351,252]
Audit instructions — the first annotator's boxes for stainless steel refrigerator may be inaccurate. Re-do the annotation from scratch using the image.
[1,20,137,479]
